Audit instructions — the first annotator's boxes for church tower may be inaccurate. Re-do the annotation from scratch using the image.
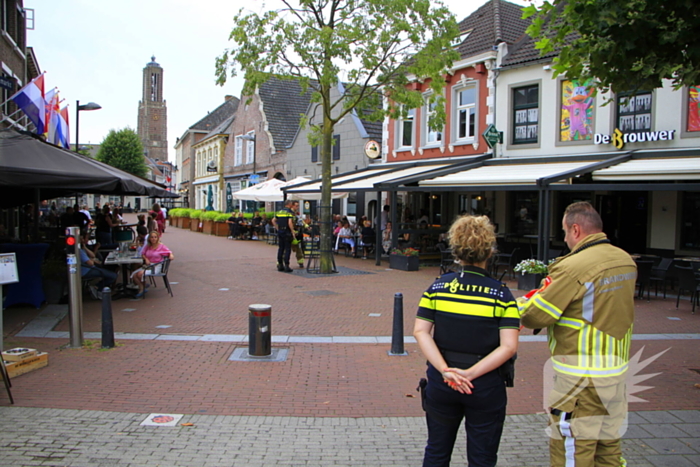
[137,56,168,161]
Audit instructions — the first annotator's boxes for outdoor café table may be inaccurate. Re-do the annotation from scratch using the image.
[104,250,143,299]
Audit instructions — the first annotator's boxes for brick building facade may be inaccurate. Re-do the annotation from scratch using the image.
[137,56,168,162]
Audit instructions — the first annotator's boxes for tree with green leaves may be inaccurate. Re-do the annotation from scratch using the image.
[216,0,459,273]
[97,128,148,178]
[524,0,700,94]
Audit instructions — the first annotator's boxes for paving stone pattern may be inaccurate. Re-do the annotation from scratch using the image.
[3,408,699,466]
[2,216,700,465]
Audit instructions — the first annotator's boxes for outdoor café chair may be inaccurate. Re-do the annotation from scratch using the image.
[673,264,700,314]
[634,259,654,301]
[492,247,519,280]
[146,257,174,297]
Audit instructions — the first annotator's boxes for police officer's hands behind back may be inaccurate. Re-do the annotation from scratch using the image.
[442,368,474,394]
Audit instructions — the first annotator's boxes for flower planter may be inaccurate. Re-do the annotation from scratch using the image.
[190,219,202,232]
[202,220,215,235]
[213,222,230,237]
[43,279,66,304]
[389,254,420,271]
[171,216,181,228]
[181,217,191,229]
[517,273,545,291]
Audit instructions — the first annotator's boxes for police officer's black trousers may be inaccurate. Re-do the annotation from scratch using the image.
[422,365,506,467]
[277,232,293,266]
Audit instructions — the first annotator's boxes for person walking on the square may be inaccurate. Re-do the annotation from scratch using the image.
[519,202,636,467]
[414,215,519,467]
[272,199,297,273]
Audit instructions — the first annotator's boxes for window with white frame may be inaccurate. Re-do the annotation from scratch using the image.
[397,107,415,148]
[454,86,476,142]
[234,136,242,166]
[424,99,442,145]
[245,131,255,164]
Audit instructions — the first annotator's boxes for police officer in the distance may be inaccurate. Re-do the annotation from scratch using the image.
[272,199,297,273]
[414,215,519,467]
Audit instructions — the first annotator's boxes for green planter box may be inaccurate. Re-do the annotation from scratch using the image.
[389,254,419,271]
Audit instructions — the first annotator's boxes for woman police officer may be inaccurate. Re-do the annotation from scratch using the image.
[414,215,519,467]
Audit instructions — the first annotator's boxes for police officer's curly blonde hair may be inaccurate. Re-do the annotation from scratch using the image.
[447,215,495,265]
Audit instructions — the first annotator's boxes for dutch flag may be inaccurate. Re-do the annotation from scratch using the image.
[10,73,46,134]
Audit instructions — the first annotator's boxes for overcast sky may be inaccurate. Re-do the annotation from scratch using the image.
[26,0,533,161]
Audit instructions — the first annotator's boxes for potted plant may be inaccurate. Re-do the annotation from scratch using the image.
[513,258,552,291]
[169,208,184,228]
[189,210,204,232]
[41,257,67,304]
[201,210,219,235]
[389,247,420,271]
[213,212,232,236]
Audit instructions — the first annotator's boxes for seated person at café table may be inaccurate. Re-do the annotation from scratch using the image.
[136,214,148,244]
[251,211,263,240]
[238,211,251,239]
[226,212,239,239]
[360,220,376,259]
[335,219,356,255]
[131,231,174,299]
[79,231,118,299]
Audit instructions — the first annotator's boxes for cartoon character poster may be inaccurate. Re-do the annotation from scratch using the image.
[560,79,594,141]
[688,86,700,132]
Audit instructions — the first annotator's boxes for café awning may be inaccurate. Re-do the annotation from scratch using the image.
[592,156,700,181]
[284,165,390,198]
[419,159,602,188]
[285,157,489,196]
[0,128,176,207]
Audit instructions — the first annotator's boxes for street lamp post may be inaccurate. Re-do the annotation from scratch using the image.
[239,133,257,183]
[75,100,102,153]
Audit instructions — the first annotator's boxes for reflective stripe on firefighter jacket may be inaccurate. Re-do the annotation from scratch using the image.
[519,232,636,379]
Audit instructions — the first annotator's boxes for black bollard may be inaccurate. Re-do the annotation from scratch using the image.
[248,304,272,357]
[388,292,408,356]
[101,287,115,349]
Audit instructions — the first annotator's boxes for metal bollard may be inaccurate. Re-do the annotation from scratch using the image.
[66,253,83,348]
[248,304,272,357]
[388,293,408,356]
[101,287,115,349]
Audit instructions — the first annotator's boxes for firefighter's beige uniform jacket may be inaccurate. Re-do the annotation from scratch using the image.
[519,232,636,379]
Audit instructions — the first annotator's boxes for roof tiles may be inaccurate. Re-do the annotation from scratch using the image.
[455,0,531,59]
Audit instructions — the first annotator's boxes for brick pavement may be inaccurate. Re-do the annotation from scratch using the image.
[2,216,700,465]
[1,407,699,466]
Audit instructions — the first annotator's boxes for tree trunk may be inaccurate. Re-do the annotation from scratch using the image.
[319,88,334,274]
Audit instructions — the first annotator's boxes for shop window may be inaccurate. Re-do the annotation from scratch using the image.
[513,85,539,144]
[560,79,594,141]
[616,91,652,133]
[511,192,538,236]
[681,192,700,250]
